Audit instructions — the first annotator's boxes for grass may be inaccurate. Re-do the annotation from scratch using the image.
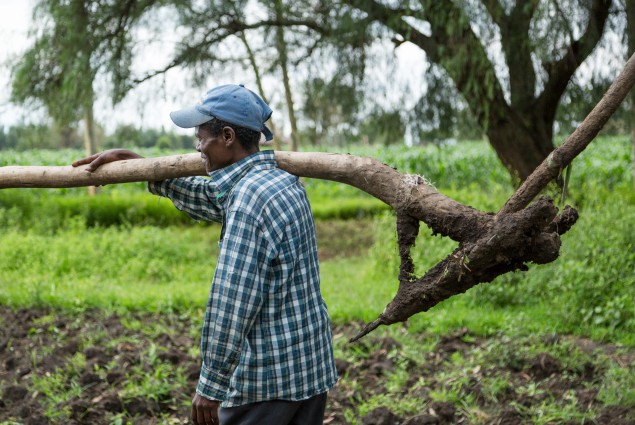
[0,180,632,346]
[0,136,633,423]
[0,221,217,312]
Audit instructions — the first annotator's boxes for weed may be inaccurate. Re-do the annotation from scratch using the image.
[598,362,635,407]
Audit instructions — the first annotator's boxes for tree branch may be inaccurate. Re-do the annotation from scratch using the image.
[0,152,488,243]
[537,0,612,125]
[353,0,508,127]
[501,51,635,214]
[481,0,507,27]
[132,17,326,85]
[504,0,540,109]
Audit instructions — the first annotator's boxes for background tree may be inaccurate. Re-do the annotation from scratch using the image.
[10,0,158,193]
[341,0,620,180]
[628,0,635,189]
[109,0,626,181]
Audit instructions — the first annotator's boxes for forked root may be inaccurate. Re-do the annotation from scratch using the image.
[349,197,579,342]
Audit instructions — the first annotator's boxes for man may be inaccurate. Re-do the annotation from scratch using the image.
[72,84,338,425]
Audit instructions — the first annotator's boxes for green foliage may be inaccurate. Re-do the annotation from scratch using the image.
[0,124,74,151]
[0,189,191,229]
[0,123,194,152]
[103,126,194,151]
[0,221,217,312]
[598,362,635,407]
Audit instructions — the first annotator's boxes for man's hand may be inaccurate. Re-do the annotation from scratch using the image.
[191,393,220,425]
[71,149,144,172]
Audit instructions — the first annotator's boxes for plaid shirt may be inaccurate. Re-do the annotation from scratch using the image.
[148,150,337,407]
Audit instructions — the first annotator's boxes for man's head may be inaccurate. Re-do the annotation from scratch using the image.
[193,118,260,172]
[170,84,273,172]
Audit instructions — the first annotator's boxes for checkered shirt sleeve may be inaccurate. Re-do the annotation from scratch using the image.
[148,177,223,222]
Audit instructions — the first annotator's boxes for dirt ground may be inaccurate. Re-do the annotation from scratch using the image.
[1,307,633,425]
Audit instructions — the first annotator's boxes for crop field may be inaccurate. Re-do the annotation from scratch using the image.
[0,137,634,424]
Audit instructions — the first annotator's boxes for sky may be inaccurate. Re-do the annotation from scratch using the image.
[0,1,35,128]
[0,1,200,134]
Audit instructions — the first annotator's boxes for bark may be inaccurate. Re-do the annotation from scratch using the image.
[628,0,635,191]
[2,55,634,341]
[486,115,554,182]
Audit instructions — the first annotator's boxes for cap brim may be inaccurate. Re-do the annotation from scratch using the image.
[262,124,274,141]
[170,107,213,128]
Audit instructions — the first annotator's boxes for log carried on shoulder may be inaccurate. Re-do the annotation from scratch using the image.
[2,53,634,341]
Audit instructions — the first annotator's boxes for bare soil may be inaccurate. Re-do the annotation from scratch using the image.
[1,307,633,424]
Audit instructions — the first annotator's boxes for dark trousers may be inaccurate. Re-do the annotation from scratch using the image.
[219,392,328,425]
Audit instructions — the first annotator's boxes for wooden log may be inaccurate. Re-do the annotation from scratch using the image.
[0,154,205,188]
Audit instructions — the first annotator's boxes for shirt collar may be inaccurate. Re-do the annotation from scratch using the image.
[209,150,276,200]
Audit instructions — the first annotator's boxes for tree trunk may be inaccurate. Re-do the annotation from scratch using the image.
[238,31,281,151]
[274,0,299,152]
[83,105,100,196]
[487,116,555,182]
[628,0,635,191]
[632,121,635,191]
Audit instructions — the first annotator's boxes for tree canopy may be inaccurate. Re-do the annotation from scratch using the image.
[10,0,630,180]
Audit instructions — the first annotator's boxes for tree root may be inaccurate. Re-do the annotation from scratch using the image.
[350,197,578,342]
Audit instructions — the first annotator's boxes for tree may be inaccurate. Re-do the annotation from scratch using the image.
[339,0,619,180]
[11,1,625,181]
[627,0,635,189]
[10,0,159,193]
[12,0,97,193]
[99,0,624,180]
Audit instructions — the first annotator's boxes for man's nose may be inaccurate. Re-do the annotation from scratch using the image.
[195,140,201,151]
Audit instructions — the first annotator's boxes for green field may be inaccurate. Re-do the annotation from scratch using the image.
[0,137,634,424]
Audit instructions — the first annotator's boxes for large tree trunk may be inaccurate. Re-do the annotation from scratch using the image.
[628,0,635,191]
[487,117,555,182]
[3,53,634,341]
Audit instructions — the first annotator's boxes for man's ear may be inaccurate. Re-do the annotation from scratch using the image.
[222,126,236,147]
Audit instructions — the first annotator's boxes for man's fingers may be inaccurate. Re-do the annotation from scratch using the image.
[191,403,199,424]
[87,156,107,172]
[202,405,216,425]
[196,404,209,425]
[71,153,101,168]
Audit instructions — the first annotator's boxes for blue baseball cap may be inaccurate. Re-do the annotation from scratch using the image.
[170,84,274,141]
